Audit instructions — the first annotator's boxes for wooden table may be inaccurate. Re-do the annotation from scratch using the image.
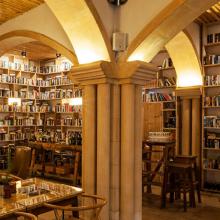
[0,177,82,219]
[142,140,175,207]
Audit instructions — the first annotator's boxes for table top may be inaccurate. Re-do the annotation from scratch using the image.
[0,177,82,218]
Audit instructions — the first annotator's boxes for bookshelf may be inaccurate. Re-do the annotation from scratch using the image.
[0,54,82,170]
[142,52,178,191]
[202,24,220,192]
[143,52,177,137]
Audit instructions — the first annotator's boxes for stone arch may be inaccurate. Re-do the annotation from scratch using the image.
[165,30,202,87]
[126,0,219,63]
[0,30,79,65]
[45,0,113,64]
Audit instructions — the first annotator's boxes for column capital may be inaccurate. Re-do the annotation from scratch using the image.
[117,61,158,85]
[68,61,117,85]
[68,61,158,86]
[176,86,202,99]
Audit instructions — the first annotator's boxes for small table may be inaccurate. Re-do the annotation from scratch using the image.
[0,177,82,219]
[142,140,175,207]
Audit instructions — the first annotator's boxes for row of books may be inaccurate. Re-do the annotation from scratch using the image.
[142,92,175,102]
[204,74,220,86]
[0,130,26,141]
[61,118,82,127]
[39,63,71,74]
[36,76,72,87]
[204,55,220,65]
[38,89,75,99]
[0,88,82,100]
[0,103,82,113]
[0,74,35,85]
[161,58,173,69]
[207,33,220,44]
[203,159,220,170]
[0,116,82,127]
[0,73,73,87]
[204,116,220,128]
[158,77,176,87]
[0,61,71,73]
[204,96,220,107]
[205,134,220,149]
[0,61,38,72]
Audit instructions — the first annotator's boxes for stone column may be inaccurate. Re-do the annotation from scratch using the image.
[97,83,111,220]
[134,85,143,220]
[70,61,158,220]
[192,98,201,162]
[181,98,191,155]
[120,83,135,220]
[82,85,96,194]
[110,84,120,220]
[176,87,202,156]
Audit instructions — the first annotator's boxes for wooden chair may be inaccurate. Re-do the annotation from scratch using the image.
[13,211,38,220]
[10,146,32,179]
[43,194,107,220]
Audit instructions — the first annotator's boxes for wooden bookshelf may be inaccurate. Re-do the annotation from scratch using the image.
[0,55,82,147]
[202,25,220,192]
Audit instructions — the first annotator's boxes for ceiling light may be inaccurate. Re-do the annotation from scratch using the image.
[56,53,61,58]
[21,51,27,58]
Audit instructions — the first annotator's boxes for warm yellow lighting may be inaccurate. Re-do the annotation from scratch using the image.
[76,49,105,64]
[128,52,145,62]
[45,0,110,64]
[8,98,21,106]
[177,70,203,87]
[165,31,202,88]
[62,98,82,106]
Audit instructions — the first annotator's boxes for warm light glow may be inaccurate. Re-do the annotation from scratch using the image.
[76,49,105,64]
[177,70,203,87]
[128,52,145,62]
[165,31,202,88]
[62,98,82,106]
[45,0,110,64]
[8,98,21,106]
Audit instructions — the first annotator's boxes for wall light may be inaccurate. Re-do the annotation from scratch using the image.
[8,98,21,106]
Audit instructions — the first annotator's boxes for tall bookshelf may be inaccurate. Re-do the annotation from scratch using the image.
[143,52,177,140]
[142,52,178,191]
[0,54,82,169]
[202,24,220,192]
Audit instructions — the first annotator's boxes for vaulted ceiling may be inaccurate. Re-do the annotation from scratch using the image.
[0,0,44,25]
[196,1,220,24]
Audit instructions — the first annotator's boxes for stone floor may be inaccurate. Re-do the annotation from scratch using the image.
[142,187,220,220]
[35,187,220,220]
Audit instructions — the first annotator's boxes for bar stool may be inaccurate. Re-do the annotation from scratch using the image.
[166,162,195,211]
[173,155,201,204]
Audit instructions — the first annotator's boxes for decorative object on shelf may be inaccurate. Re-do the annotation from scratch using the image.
[148,132,173,143]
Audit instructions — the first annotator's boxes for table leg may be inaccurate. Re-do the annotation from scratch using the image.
[72,196,79,218]
[147,145,152,193]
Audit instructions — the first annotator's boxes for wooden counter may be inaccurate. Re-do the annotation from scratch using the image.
[28,142,82,185]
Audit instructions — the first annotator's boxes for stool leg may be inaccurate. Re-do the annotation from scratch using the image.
[183,172,187,212]
[194,161,201,203]
[189,167,196,208]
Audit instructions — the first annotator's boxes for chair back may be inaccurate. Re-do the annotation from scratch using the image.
[10,146,32,179]
[44,194,107,220]
[14,211,38,220]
